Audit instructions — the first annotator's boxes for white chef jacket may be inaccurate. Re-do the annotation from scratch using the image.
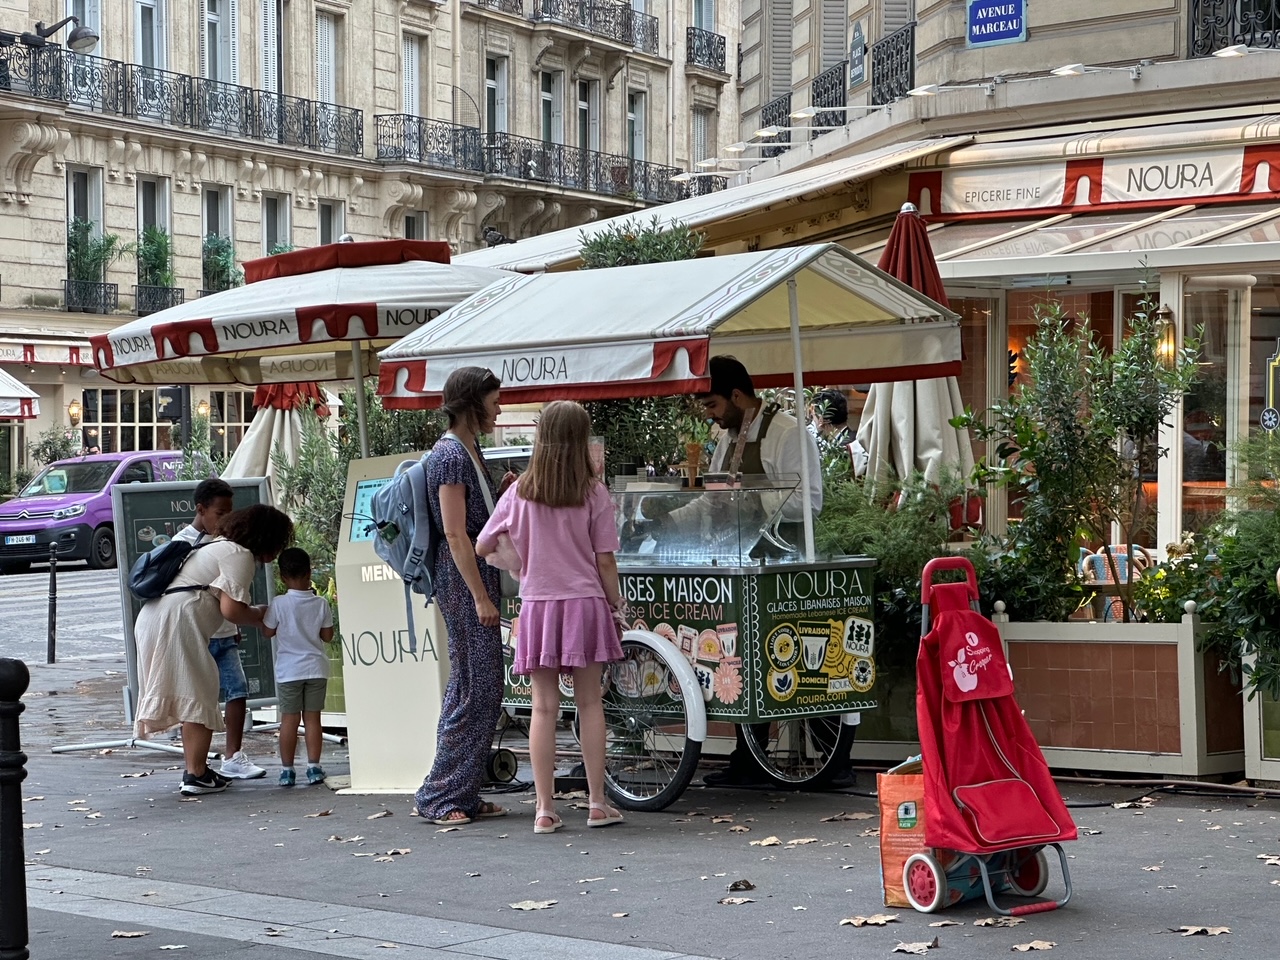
[699,408,824,523]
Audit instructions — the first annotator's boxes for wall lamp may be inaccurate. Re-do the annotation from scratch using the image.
[755,124,841,138]
[723,141,770,154]
[67,399,82,426]
[790,104,890,120]
[908,82,996,97]
[1051,62,1143,79]
[1212,44,1280,57]
[695,157,762,168]
[14,16,99,52]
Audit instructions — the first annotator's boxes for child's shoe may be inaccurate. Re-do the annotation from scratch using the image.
[278,768,296,787]
[306,765,326,785]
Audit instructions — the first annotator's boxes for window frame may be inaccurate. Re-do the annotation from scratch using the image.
[485,55,509,135]
[262,192,291,253]
[318,199,344,246]
[202,183,233,240]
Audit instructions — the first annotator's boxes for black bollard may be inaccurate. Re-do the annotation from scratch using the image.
[0,657,31,960]
[45,545,56,666]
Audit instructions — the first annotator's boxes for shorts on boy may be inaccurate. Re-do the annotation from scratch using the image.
[277,678,328,714]
[208,635,249,703]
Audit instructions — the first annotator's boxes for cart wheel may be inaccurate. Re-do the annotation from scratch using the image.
[742,715,855,787]
[903,853,949,914]
[1007,849,1050,898]
[592,631,706,812]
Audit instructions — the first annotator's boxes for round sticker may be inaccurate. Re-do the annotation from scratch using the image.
[766,626,800,670]
[851,657,876,693]
[767,667,798,702]
[1263,407,1280,432]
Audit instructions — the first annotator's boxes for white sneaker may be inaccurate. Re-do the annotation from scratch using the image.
[219,751,267,780]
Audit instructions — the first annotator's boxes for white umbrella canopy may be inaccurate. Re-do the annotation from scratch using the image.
[222,384,332,491]
[0,367,39,419]
[855,378,974,489]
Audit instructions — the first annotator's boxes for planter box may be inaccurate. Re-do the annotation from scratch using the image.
[1242,657,1280,784]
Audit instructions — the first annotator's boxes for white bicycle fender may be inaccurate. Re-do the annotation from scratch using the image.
[621,629,708,743]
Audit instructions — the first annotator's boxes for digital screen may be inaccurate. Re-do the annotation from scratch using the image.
[350,477,393,542]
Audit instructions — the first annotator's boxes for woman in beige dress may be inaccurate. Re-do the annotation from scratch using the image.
[133,504,294,796]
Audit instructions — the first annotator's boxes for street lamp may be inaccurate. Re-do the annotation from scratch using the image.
[908,82,996,97]
[790,104,890,120]
[1212,43,1280,57]
[754,125,842,139]
[1051,62,1143,80]
[18,16,98,53]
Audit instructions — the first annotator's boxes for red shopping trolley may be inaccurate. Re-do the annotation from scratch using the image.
[899,557,1075,915]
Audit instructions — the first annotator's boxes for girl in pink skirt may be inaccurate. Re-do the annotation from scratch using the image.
[478,401,626,834]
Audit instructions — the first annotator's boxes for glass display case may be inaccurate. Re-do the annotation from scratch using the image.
[612,474,803,567]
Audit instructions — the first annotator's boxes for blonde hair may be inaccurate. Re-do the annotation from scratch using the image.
[518,401,596,508]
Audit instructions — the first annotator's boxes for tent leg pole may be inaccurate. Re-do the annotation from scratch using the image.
[787,277,816,563]
[352,342,370,459]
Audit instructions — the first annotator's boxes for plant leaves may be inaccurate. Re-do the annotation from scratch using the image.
[1173,926,1230,937]
[893,938,939,955]
[158,946,187,951]
[718,897,755,905]
[1142,865,1161,871]
[1011,941,1056,952]
[111,931,149,939]
[840,914,899,927]
[509,900,557,911]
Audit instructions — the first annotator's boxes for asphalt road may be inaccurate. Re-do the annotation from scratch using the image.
[0,563,125,662]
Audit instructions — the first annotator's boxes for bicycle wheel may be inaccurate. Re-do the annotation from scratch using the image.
[590,630,707,812]
[742,714,855,787]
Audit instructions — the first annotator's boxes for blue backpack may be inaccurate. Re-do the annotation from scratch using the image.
[369,454,441,649]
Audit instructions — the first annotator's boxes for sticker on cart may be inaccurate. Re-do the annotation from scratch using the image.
[842,616,875,658]
[826,677,852,694]
[897,800,918,830]
[697,629,721,662]
[716,623,738,658]
[678,624,698,660]
[767,667,798,702]
[767,626,800,670]
[850,657,876,694]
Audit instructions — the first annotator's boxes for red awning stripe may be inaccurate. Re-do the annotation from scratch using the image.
[243,240,451,283]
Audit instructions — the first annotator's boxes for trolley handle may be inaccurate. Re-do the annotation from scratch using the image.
[920,556,979,606]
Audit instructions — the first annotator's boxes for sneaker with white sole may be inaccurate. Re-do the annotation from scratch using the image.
[220,751,267,780]
[306,765,326,785]
[180,769,231,795]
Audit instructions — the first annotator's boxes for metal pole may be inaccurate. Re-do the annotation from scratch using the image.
[787,277,816,562]
[352,341,370,459]
[45,545,57,665]
[0,657,31,960]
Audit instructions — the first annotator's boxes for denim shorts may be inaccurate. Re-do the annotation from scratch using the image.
[208,635,249,703]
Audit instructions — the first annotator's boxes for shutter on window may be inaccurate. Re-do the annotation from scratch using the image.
[821,0,846,70]
[695,0,714,32]
[402,35,419,115]
[692,109,710,164]
[551,72,564,143]
[316,11,335,103]
[769,0,792,99]
[228,0,239,84]
[261,0,278,92]
[199,2,207,79]
[85,0,102,32]
[882,0,912,36]
[156,1,168,70]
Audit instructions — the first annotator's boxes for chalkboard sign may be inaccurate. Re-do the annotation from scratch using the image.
[112,478,274,720]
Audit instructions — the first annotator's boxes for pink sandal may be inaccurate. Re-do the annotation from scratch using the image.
[534,810,562,834]
[587,802,624,828]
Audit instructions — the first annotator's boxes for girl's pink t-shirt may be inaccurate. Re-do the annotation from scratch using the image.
[479,481,620,601]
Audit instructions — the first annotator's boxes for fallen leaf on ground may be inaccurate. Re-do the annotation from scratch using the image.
[727,879,756,892]
[793,906,807,910]
[858,828,880,837]
[1173,926,1230,937]
[929,920,963,927]
[975,917,1025,928]
[158,947,187,951]
[786,837,818,845]
[466,872,481,878]
[69,806,91,812]
[1011,941,1056,952]
[840,914,899,927]
[352,853,376,858]
[367,810,393,820]
[111,931,149,938]
[578,877,604,883]
[1112,797,1156,809]
[386,848,411,856]
[34,849,50,855]
[376,944,397,949]
[729,825,751,833]
[510,900,557,911]
[373,856,394,863]
[893,938,939,955]
[304,810,334,818]
[555,790,588,799]
[718,897,755,905]
[22,796,44,802]
[120,772,152,778]
[711,816,735,824]
[1206,825,1223,831]
[22,823,41,829]
[436,826,462,833]
[821,811,874,822]
[1142,865,1162,872]
[264,928,287,937]
[85,812,103,819]
[612,912,628,918]
[1256,854,1280,866]
[750,836,781,847]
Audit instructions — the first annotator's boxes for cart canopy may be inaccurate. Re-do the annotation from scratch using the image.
[378,244,961,408]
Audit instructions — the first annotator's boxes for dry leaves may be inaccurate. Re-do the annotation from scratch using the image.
[749,836,781,847]
[859,828,881,838]
[840,914,899,927]
[1112,797,1156,809]
[264,927,287,937]
[1172,926,1231,937]
[376,944,398,949]
[821,811,874,822]
[975,917,1025,928]
[728,825,751,833]
[929,920,963,927]
[110,931,149,939]
[436,826,462,833]
[120,771,152,778]
[893,938,939,955]
[711,815,735,824]
[1142,865,1162,872]
[1257,854,1280,867]
[612,912,628,918]
[1011,941,1056,952]
[367,810,393,820]
[327,835,364,843]
[304,809,334,818]
[718,897,755,905]
[509,900,557,911]
[158,947,187,951]
[786,837,818,846]
[22,823,41,829]
[726,879,756,892]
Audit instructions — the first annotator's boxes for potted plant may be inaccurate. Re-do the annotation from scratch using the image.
[202,233,244,293]
[678,408,712,483]
[135,225,182,315]
[66,217,133,313]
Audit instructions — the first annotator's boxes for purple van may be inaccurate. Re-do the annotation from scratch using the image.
[0,452,184,573]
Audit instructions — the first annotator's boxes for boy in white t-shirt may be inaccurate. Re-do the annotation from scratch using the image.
[262,548,335,786]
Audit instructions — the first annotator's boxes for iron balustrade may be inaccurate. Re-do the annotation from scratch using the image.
[375,114,483,171]
[126,63,191,126]
[479,131,681,202]
[1189,0,1280,56]
[871,21,914,105]
[531,0,660,54]
[682,176,727,197]
[760,92,792,157]
[312,97,365,156]
[63,279,118,315]
[192,76,253,137]
[631,9,660,54]
[133,284,185,317]
[686,27,727,72]
[477,0,527,13]
[810,61,847,137]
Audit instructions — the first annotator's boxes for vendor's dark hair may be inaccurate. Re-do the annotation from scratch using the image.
[277,547,311,580]
[813,389,848,426]
[194,477,234,507]
[700,355,755,400]
[441,366,502,429]
[218,505,294,558]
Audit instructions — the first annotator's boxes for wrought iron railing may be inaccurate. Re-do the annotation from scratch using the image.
[64,279,118,315]
[477,0,526,14]
[682,176,727,198]
[631,9,660,54]
[480,131,681,202]
[810,61,847,137]
[760,92,792,158]
[871,21,915,105]
[134,284,185,317]
[686,27,727,72]
[0,46,362,157]
[375,114,484,171]
[1189,0,1280,56]
[530,0,660,54]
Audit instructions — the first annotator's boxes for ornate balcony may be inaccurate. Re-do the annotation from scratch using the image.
[375,115,484,172]
[871,21,915,105]
[125,63,192,126]
[531,0,661,55]
[134,284,185,317]
[64,279,118,315]
[481,132,681,202]
[760,92,792,158]
[810,61,847,138]
[686,27,727,73]
[476,0,526,14]
[682,176,727,198]
[1189,0,1280,56]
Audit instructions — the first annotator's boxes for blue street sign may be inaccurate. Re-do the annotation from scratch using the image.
[967,0,1027,48]
[849,22,866,87]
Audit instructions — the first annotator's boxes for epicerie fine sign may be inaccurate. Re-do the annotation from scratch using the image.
[967,0,1026,48]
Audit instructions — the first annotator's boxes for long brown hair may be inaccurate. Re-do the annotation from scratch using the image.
[517,401,596,508]
[218,504,294,560]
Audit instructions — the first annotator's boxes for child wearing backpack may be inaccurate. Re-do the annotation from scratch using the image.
[261,548,335,786]
[477,401,626,833]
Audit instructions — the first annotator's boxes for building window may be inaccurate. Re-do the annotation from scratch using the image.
[261,0,279,92]
[485,56,508,135]
[68,1,102,42]
[209,389,257,460]
[134,0,167,68]
[627,91,646,161]
[137,177,170,233]
[404,211,429,239]
[67,167,104,229]
[881,0,912,35]
[80,388,175,454]
[203,184,232,239]
[262,193,290,253]
[692,108,713,165]
[821,0,847,70]
[577,80,600,151]
[402,34,422,115]
[315,9,338,104]
[318,200,343,245]
[694,0,715,31]
[540,71,564,144]
[202,0,238,83]
[769,0,794,98]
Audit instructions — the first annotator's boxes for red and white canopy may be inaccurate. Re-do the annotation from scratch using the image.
[0,368,40,419]
[91,241,511,385]
[378,244,961,408]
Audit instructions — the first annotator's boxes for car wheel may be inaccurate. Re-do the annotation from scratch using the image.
[88,527,116,569]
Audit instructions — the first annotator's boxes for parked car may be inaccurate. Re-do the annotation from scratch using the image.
[0,452,186,573]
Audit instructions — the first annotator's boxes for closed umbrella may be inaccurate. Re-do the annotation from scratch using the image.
[0,368,39,418]
[222,383,331,491]
[856,203,975,502]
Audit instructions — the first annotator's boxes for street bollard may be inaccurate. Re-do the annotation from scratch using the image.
[0,657,31,960]
[45,545,56,666]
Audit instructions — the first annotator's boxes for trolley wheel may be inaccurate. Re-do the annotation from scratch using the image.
[903,853,949,914]
[594,631,706,812]
[1007,849,1050,898]
[742,715,855,787]
[486,748,519,784]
